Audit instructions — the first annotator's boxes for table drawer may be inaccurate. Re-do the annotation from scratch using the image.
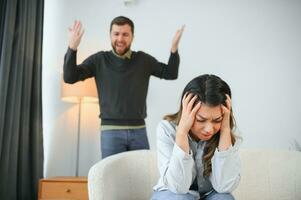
[39,177,88,200]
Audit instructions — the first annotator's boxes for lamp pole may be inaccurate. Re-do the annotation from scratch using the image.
[75,97,82,177]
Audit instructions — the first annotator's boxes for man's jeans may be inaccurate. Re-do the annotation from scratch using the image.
[101,127,150,159]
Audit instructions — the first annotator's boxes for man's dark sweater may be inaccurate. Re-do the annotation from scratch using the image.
[63,48,179,125]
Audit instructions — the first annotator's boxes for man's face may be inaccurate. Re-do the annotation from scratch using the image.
[110,24,133,56]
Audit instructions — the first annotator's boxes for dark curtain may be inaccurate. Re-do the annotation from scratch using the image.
[0,0,44,199]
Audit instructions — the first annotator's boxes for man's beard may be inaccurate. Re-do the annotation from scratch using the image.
[112,43,131,56]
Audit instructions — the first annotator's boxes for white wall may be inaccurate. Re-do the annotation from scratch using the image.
[43,0,301,177]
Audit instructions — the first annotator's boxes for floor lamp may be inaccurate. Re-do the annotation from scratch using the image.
[61,77,98,176]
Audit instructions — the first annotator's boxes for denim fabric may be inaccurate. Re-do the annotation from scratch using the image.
[151,190,235,200]
[101,127,150,159]
[151,190,197,200]
[205,191,235,200]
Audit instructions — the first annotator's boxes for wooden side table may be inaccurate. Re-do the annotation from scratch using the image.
[38,177,88,200]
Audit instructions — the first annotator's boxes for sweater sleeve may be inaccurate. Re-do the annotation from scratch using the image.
[156,120,195,194]
[149,51,180,80]
[209,138,242,193]
[63,48,96,83]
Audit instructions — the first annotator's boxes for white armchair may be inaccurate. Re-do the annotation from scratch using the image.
[88,149,301,200]
[88,150,158,200]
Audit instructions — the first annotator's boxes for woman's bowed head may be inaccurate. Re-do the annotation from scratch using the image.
[165,74,236,177]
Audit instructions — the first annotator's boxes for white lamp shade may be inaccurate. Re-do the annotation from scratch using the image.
[61,77,98,103]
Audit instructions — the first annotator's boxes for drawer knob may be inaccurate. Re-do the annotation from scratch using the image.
[66,188,71,193]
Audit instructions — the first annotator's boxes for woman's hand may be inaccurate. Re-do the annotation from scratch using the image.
[220,94,232,134]
[218,94,233,151]
[176,93,201,153]
[178,93,201,134]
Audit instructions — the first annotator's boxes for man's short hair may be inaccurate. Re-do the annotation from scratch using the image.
[110,16,134,35]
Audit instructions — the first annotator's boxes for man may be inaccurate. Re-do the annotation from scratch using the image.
[64,16,184,159]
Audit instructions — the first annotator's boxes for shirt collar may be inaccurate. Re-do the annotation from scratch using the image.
[112,49,132,59]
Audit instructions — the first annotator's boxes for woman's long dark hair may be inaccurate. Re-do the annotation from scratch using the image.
[164,74,237,177]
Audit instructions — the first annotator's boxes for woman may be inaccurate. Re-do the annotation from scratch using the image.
[152,74,241,200]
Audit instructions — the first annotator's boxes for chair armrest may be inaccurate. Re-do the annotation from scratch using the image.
[88,150,158,200]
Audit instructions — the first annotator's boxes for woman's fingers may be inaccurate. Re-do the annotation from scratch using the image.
[179,93,200,133]
[182,93,193,108]
[182,93,200,112]
[187,95,198,111]
[225,94,231,110]
[221,104,229,115]
[191,101,201,116]
[220,94,232,131]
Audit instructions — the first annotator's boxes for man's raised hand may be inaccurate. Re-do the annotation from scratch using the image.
[171,25,185,53]
[68,20,85,50]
